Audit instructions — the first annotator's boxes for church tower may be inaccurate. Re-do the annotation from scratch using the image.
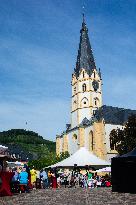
[71,15,102,128]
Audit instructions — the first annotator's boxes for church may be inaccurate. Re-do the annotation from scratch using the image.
[56,16,136,162]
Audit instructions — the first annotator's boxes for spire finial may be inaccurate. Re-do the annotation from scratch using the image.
[82,5,85,23]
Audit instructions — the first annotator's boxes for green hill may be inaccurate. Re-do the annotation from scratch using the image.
[0,129,56,161]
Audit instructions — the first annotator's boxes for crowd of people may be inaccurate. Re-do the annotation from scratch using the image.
[0,163,111,195]
[4,164,111,193]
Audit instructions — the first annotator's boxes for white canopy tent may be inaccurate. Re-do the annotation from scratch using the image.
[0,145,8,154]
[96,167,111,172]
[47,147,110,168]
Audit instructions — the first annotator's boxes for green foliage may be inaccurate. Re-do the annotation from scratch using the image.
[56,151,70,161]
[28,151,70,170]
[0,129,55,152]
[0,129,70,169]
[110,115,136,155]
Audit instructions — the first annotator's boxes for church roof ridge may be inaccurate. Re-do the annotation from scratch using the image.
[102,105,136,112]
[95,105,136,125]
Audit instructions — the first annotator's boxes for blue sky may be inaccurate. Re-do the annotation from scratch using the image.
[0,0,136,141]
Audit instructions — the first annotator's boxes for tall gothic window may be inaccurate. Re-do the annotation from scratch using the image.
[94,97,99,107]
[110,130,117,150]
[110,137,115,150]
[89,131,94,151]
[83,71,85,78]
[74,87,76,94]
[82,83,86,92]
[92,134,94,151]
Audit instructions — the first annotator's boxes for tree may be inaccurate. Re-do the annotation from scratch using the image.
[28,151,70,170]
[110,115,136,155]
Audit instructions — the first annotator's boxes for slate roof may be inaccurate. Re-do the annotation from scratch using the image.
[95,105,136,125]
[79,117,91,126]
[74,15,97,77]
[64,105,136,134]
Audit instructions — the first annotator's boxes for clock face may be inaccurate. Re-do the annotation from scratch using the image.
[92,80,99,91]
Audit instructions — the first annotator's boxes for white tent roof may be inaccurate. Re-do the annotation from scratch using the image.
[0,145,8,150]
[48,147,110,168]
[96,167,111,172]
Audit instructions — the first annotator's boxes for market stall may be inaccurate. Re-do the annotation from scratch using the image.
[111,147,136,193]
[46,147,110,169]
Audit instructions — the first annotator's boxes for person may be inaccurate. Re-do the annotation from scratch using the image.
[67,172,72,187]
[87,169,93,180]
[36,170,41,189]
[52,171,57,188]
[74,171,80,188]
[30,166,37,189]
[23,163,32,189]
[101,178,106,187]
[40,169,48,189]
[63,172,68,188]
[96,175,101,187]
[57,175,61,188]
[19,167,29,193]
[105,180,111,187]
[11,168,19,193]
[48,170,52,188]
[79,173,84,188]
[83,174,88,188]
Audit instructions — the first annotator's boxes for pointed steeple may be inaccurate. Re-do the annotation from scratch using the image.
[74,15,96,77]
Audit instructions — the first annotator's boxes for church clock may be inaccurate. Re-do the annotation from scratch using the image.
[92,80,99,91]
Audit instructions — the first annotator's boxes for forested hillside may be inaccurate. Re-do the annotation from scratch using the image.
[0,129,56,161]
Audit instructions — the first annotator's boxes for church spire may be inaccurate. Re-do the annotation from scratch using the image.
[74,15,96,77]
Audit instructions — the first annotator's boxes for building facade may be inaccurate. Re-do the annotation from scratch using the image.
[56,16,136,162]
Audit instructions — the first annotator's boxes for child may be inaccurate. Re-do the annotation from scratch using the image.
[57,175,61,188]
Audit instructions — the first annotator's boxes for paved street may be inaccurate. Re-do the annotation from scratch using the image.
[0,188,136,205]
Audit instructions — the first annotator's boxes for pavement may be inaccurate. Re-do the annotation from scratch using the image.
[0,187,136,205]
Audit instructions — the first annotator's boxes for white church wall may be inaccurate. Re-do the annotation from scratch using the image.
[84,126,93,150]
[67,129,79,155]
[71,110,78,128]
[79,108,91,123]
[107,153,119,162]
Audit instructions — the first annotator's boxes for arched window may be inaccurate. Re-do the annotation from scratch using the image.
[110,137,114,150]
[89,131,94,151]
[82,83,86,92]
[94,72,95,78]
[94,97,99,107]
[73,100,77,110]
[92,134,94,151]
[80,97,89,107]
[72,133,77,142]
[83,71,85,78]
[110,130,117,150]
[74,87,76,94]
